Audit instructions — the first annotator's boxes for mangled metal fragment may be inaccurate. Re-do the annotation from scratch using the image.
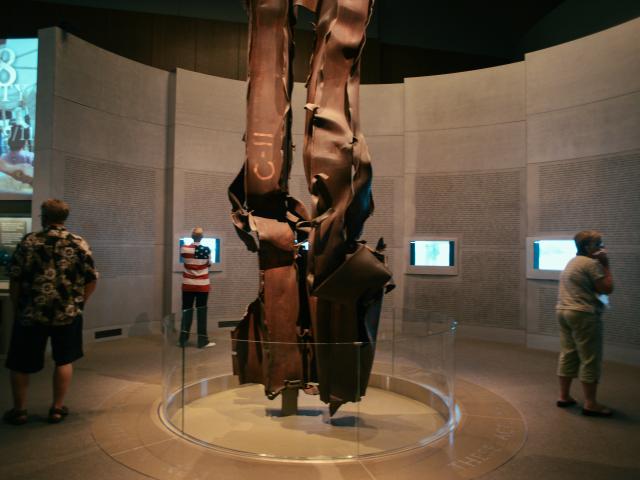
[230,0,392,415]
[230,0,311,399]
[301,0,393,413]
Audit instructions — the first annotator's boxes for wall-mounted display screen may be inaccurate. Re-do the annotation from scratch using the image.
[533,239,576,271]
[407,237,458,275]
[526,236,576,280]
[410,240,454,267]
[0,38,38,198]
[179,237,221,264]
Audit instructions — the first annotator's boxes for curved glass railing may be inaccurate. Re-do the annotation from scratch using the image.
[161,307,457,461]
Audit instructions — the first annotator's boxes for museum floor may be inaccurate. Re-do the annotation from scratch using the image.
[0,335,639,480]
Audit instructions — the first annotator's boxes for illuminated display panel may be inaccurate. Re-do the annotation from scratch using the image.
[407,238,458,275]
[534,239,576,271]
[179,237,221,264]
[411,240,453,267]
[0,38,38,198]
[526,236,576,280]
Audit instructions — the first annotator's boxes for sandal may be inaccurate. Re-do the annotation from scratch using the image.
[3,408,28,426]
[582,407,613,417]
[48,406,69,424]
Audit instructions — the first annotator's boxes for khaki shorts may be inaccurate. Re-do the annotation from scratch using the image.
[556,310,602,383]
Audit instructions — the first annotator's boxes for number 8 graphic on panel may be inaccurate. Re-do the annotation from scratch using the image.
[0,48,18,101]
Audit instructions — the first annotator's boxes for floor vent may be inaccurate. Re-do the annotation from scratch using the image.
[95,328,123,339]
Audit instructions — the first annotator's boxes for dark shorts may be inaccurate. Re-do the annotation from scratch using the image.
[5,317,84,374]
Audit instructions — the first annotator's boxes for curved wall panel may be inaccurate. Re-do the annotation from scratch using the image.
[405,63,525,131]
[169,69,255,332]
[36,18,640,364]
[404,62,527,343]
[359,84,406,324]
[526,19,640,115]
[35,27,171,338]
[525,18,640,363]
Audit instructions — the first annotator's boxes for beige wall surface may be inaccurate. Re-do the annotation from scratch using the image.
[36,18,640,363]
[525,18,640,363]
[404,61,527,336]
[169,69,256,334]
[35,28,170,339]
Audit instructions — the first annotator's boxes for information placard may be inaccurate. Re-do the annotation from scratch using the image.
[0,217,31,281]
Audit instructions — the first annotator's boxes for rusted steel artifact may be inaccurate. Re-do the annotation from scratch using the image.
[230,0,391,414]
[229,0,311,399]
[301,0,392,413]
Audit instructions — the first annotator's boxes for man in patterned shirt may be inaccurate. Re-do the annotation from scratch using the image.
[3,199,98,425]
[179,226,213,348]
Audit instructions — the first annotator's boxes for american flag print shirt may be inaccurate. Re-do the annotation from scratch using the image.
[181,242,211,292]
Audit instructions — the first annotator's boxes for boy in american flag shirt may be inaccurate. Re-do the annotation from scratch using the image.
[179,227,214,347]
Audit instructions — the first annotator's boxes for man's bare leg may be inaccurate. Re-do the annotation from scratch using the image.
[10,370,29,410]
[53,363,72,410]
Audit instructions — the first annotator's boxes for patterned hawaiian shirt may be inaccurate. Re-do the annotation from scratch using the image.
[9,226,98,326]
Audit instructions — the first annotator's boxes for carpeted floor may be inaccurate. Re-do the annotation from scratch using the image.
[0,335,638,480]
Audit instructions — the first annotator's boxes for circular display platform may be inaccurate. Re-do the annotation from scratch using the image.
[92,377,526,479]
[164,376,450,459]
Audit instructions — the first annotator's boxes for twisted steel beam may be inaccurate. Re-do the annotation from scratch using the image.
[230,0,391,414]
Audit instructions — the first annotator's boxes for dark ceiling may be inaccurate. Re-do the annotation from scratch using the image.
[373,0,566,57]
[2,0,638,83]
[23,0,639,58]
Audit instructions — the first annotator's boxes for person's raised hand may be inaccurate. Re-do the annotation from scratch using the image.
[592,249,609,268]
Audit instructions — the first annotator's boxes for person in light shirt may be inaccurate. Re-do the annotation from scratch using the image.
[556,230,613,417]
[179,227,214,348]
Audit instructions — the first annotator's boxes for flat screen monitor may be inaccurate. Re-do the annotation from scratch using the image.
[0,38,38,198]
[411,240,454,267]
[534,240,576,271]
[179,237,221,264]
[407,238,458,275]
[526,236,576,280]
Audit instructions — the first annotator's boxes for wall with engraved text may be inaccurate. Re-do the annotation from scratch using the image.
[403,62,527,343]
[34,28,170,339]
[525,19,640,363]
[35,18,640,364]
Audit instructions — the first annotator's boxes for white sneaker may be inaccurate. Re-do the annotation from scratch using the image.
[199,341,216,348]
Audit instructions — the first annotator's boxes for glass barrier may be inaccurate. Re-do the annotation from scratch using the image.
[160,306,457,460]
